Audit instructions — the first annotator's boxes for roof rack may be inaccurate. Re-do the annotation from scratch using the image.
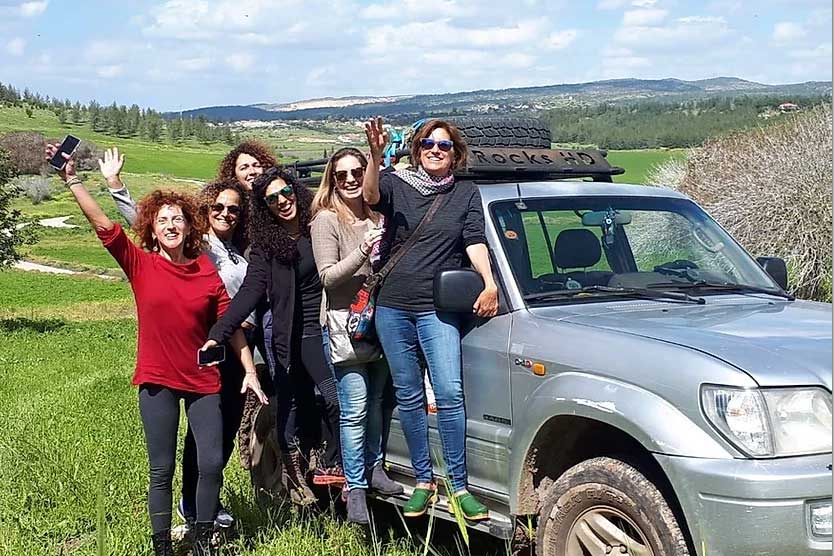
[285,146,624,186]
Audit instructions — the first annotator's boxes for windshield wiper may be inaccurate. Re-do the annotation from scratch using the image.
[525,285,705,304]
[649,280,795,300]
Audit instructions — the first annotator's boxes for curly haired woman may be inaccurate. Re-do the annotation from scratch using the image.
[98,148,261,530]
[45,142,268,556]
[204,166,344,504]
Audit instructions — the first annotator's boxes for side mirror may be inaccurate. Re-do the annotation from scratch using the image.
[434,269,484,313]
[756,256,788,290]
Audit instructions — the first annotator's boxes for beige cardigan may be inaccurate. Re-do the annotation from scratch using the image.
[310,210,376,326]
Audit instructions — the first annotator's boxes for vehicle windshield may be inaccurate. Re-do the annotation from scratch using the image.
[491,195,781,303]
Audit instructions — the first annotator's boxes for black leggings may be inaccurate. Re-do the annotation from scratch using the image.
[180,358,245,513]
[274,334,341,466]
[139,385,223,533]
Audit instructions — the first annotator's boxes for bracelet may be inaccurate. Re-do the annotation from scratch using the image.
[359,244,370,256]
[65,177,82,187]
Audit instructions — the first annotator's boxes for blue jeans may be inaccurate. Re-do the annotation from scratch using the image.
[322,328,388,490]
[375,306,467,492]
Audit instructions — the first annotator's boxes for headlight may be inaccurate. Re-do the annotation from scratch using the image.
[701,386,832,457]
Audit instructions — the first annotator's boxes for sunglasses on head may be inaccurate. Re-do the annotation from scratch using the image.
[334,167,365,184]
[264,184,294,205]
[420,138,454,152]
[210,203,241,215]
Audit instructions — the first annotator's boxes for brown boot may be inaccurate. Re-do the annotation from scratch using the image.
[281,449,317,506]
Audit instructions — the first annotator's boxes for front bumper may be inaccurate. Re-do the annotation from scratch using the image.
[656,452,832,556]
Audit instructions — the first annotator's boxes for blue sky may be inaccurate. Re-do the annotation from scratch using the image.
[0,0,830,111]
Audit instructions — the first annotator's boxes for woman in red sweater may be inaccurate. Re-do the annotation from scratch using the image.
[45,143,267,556]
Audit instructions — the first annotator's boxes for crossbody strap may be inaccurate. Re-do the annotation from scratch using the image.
[376,192,446,282]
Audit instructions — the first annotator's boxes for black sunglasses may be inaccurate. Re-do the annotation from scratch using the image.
[334,167,365,183]
[210,203,241,215]
[420,138,454,152]
[264,184,294,205]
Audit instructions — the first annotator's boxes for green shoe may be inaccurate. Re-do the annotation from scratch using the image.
[403,485,437,517]
[450,491,490,522]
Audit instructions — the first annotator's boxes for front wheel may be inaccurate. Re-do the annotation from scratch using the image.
[537,457,690,556]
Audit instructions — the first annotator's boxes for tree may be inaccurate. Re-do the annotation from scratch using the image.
[0,148,37,268]
[57,108,66,125]
[24,106,33,118]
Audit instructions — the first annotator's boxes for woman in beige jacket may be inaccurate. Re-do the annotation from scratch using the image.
[311,147,403,524]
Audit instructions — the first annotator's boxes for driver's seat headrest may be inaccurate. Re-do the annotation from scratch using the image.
[553,229,602,269]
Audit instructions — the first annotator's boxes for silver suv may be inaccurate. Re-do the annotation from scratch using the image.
[250,127,832,556]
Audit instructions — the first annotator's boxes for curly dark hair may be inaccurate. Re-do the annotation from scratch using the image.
[217,140,278,184]
[249,166,314,264]
[197,180,249,252]
[133,190,207,259]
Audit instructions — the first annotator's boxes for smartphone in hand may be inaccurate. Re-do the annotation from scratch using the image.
[49,135,81,171]
[198,344,226,366]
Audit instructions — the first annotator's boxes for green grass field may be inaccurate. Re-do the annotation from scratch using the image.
[607,148,685,184]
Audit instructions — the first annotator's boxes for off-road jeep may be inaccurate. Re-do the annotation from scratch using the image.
[246,117,833,556]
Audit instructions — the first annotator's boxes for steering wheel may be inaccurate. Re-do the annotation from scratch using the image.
[654,259,701,281]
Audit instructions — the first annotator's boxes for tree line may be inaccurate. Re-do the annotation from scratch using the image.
[541,94,832,149]
[0,81,238,146]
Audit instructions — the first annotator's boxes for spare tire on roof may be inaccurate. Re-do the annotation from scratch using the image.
[446,116,552,149]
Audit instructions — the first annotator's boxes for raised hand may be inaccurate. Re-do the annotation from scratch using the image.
[98,147,125,185]
[45,142,77,183]
[364,116,388,164]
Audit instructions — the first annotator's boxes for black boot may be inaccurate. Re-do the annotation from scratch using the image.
[192,521,215,556]
[281,449,317,506]
[151,529,173,556]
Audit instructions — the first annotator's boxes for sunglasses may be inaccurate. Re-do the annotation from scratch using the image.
[264,184,294,206]
[334,167,365,184]
[210,203,241,215]
[420,138,454,152]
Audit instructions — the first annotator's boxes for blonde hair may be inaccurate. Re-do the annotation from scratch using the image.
[312,147,379,225]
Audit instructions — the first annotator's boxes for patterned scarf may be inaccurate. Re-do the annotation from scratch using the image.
[394,166,455,196]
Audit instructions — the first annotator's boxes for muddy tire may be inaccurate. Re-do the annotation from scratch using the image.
[447,116,552,149]
[246,395,284,498]
[536,457,690,556]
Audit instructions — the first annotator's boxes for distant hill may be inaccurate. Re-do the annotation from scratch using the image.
[169,77,832,123]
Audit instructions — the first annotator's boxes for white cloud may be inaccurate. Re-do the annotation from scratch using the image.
[614,15,734,51]
[176,57,212,72]
[623,8,668,26]
[631,0,657,7]
[6,37,25,56]
[597,0,628,10]
[361,0,468,20]
[19,0,47,16]
[97,65,124,78]
[546,29,578,50]
[225,52,255,72]
[772,22,806,44]
[788,42,832,59]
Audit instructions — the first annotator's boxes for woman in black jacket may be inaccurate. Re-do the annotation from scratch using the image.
[203,167,343,504]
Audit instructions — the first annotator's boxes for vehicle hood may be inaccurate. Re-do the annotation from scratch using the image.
[533,296,832,389]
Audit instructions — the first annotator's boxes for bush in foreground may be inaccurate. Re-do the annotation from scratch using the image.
[648,103,832,301]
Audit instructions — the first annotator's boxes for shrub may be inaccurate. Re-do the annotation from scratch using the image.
[16,175,52,204]
[647,104,832,301]
[0,148,38,267]
[0,131,48,175]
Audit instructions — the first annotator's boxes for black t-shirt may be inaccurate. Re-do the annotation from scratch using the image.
[294,235,323,337]
[372,172,486,311]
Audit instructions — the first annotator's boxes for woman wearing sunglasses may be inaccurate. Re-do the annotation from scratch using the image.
[45,143,267,556]
[204,167,344,504]
[310,148,403,524]
[362,118,499,521]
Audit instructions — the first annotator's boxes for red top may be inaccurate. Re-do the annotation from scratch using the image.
[98,224,230,394]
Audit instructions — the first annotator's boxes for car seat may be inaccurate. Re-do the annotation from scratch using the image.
[552,229,613,287]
